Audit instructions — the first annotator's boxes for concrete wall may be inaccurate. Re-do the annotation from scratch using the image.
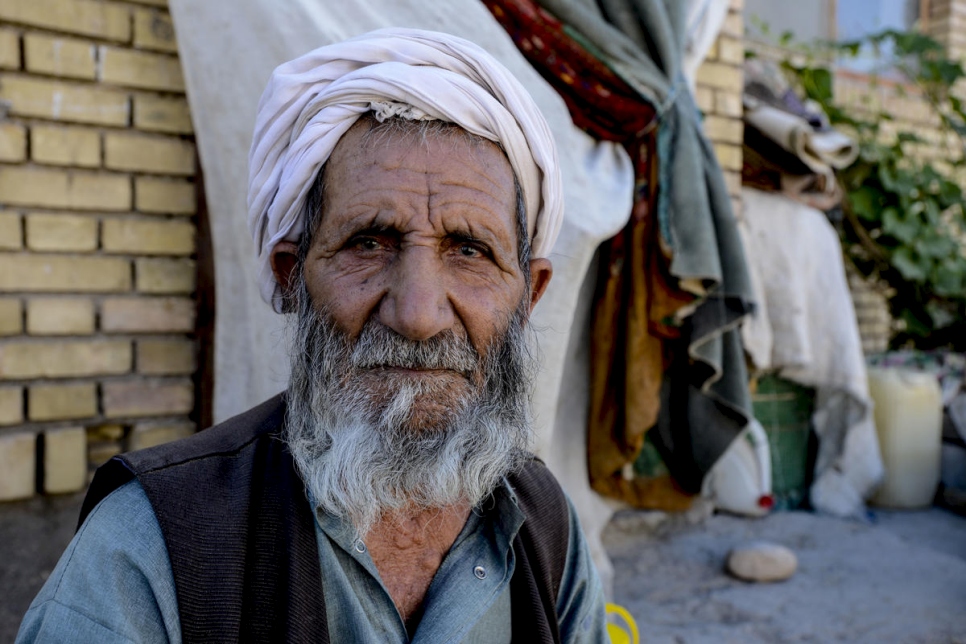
[0,0,198,500]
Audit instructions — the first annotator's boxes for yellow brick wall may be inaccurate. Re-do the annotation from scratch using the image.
[0,0,197,500]
[833,72,960,168]
[926,0,966,60]
[696,0,746,217]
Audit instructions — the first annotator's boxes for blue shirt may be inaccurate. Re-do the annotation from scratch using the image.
[17,478,607,643]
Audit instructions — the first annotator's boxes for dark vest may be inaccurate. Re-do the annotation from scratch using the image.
[81,394,571,643]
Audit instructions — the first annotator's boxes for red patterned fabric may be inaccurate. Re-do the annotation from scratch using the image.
[483,0,654,144]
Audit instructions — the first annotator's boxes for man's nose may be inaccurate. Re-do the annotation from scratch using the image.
[378,247,455,341]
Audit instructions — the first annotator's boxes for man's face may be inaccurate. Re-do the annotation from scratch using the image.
[294,122,544,429]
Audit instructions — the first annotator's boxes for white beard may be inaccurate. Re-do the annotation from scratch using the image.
[284,281,536,538]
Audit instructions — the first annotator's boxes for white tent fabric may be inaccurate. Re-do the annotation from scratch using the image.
[168,0,633,590]
[739,188,884,517]
[683,0,730,90]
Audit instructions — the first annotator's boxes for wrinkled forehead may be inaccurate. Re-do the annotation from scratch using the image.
[322,115,520,210]
[334,116,514,174]
[330,116,515,205]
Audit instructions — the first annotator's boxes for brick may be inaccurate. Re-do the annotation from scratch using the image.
[0,213,22,250]
[102,297,195,333]
[717,37,745,66]
[135,177,195,214]
[102,218,194,255]
[105,132,195,175]
[86,423,125,442]
[29,382,97,421]
[0,387,22,425]
[703,115,743,144]
[102,379,193,417]
[0,167,131,210]
[0,433,35,501]
[0,75,130,126]
[99,47,184,92]
[133,94,192,134]
[134,8,178,53]
[703,40,719,62]
[714,90,743,118]
[0,339,131,379]
[0,254,131,293]
[26,298,95,335]
[24,33,96,80]
[0,122,27,162]
[128,420,193,450]
[136,257,196,293]
[0,299,21,336]
[0,29,19,70]
[696,62,743,91]
[721,10,743,38]
[88,441,121,467]
[0,0,131,42]
[695,85,714,113]
[137,338,196,374]
[713,143,743,172]
[31,125,100,168]
[43,426,87,493]
[26,213,98,252]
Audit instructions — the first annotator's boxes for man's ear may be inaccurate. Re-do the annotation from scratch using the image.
[527,257,553,314]
[270,241,301,298]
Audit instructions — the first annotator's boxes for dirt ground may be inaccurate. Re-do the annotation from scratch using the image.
[1,492,965,643]
[606,503,966,643]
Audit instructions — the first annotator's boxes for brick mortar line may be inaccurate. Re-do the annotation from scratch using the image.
[1,415,197,437]
[0,160,194,178]
[0,8,181,49]
[0,70,187,97]
[1,113,196,134]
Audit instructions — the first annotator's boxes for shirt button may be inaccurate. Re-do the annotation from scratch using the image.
[473,565,487,580]
[354,540,366,554]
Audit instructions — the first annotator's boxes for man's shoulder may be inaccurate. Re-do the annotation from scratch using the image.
[78,393,289,528]
[508,457,567,511]
[123,392,288,474]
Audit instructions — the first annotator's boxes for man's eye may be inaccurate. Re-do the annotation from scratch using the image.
[458,244,481,257]
[351,237,382,251]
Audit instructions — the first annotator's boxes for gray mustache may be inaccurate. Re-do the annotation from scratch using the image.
[349,321,479,374]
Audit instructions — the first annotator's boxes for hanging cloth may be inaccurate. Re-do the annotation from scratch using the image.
[485,0,755,505]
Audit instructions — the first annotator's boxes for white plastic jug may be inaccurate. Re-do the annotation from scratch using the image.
[867,367,943,509]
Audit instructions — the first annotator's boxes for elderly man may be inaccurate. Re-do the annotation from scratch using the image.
[17,28,606,643]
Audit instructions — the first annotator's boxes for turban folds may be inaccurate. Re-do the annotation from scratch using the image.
[248,28,563,311]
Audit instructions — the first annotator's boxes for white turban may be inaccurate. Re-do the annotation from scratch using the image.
[248,27,563,311]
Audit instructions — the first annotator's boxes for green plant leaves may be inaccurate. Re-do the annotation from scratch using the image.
[882,207,920,243]
[932,258,966,297]
[891,247,929,282]
[849,185,884,221]
[778,25,966,349]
